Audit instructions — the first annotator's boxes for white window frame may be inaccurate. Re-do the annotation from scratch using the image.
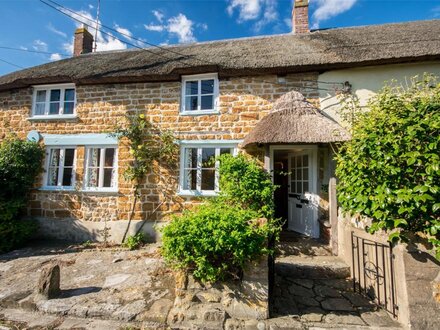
[83,146,118,193]
[181,73,219,115]
[42,146,77,191]
[31,83,77,119]
[178,141,239,196]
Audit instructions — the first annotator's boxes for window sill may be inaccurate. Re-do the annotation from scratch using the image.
[81,188,119,194]
[39,186,76,192]
[28,115,78,121]
[178,190,218,197]
[180,110,220,116]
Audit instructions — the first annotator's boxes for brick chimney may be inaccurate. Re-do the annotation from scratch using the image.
[292,0,309,34]
[73,27,94,56]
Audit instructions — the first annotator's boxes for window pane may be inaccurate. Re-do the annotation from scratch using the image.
[47,167,59,186]
[296,156,302,167]
[35,103,45,115]
[303,168,308,181]
[296,168,302,180]
[49,102,60,115]
[103,168,113,187]
[296,182,302,194]
[303,155,308,167]
[88,148,100,167]
[185,96,198,111]
[183,169,197,190]
[49,149,60,167]
[185,148,197,168]
[36,90,46,102]
[50,89,61,101]
[201,79,214,94]
[104,148,115,167]
[64,89,75,101]
[303,181,309,193]
[201,95,213,110]
[220,148,232,155]
[201,169,215,190]
[63,102,74,114]
[64,149,75,167]
[201,148,215,168]
[62,168,73,186]
[185,81,198,95]
[87,168,99,187]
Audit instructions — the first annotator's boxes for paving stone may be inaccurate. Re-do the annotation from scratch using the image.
[0,308,59,328]
[103,274,131,288]
[321,298,355,312]
[360,310,400,327]
[300,307,324,322]
[294,295,320,307]
[288,283,315,297]
[318,279,354,291]
[267,316,303,329]
[324,313,365,325]
[112,299,145,321]
[342,292,373,308]
[292,279,314,289]
[314,285,341,298]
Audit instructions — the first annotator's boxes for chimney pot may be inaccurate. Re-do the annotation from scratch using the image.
[292,0,309,34]
[73,27,94,56]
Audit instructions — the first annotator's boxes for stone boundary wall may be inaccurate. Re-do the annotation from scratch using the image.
[168,257,269,329]
[337,213,440,329]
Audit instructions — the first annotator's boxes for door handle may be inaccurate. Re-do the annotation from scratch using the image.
[300,199,309,204]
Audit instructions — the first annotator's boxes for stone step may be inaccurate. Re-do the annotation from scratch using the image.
[275,256,351,280]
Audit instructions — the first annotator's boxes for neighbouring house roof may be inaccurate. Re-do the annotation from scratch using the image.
[242,91,351,147]
[0,20,440,92]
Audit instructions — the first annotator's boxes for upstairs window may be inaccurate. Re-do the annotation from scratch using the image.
[181,74,219,114]
[32,84,76,117]
[44,147,76,189]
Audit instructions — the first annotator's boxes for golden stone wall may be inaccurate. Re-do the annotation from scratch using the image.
[0,73,319,224]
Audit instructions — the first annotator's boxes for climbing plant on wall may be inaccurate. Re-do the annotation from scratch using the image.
[114,114,178,243]
[335,74,440,258]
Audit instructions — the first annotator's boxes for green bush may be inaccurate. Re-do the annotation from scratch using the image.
[335,75,440,258]
[0,136,44,252]
[161,153,280,283]
[217,153,276,219]
[122,233,146,250]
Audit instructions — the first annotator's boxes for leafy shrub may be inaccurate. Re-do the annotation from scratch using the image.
[122,233,146,250]
[335,75,440,258]
[161,153,280,283]
[161,203,276,282]
[0,136,44,252]
[217,153,276,219]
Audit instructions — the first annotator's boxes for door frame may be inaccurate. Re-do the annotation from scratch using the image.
[268,145,320,237]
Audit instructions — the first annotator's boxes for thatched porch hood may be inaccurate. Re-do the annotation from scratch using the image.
[242,91,350,147]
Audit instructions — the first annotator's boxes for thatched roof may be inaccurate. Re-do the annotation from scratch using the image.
[242,91,351,147]
[0,20,440,91]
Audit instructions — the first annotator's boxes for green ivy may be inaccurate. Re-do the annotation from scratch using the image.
[161,153,280,283]
[336,75,440,258]
[0,136,44,252]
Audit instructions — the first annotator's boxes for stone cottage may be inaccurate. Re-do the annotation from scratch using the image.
[0,1,440,243]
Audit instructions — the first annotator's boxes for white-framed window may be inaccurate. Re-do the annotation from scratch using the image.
[32,84,76,118]
[179,142,238,196]
[43,147,76,190]
[84,146,118,192]
[181,73,219,115]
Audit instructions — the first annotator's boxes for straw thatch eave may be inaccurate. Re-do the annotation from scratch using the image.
[242,91,350,147]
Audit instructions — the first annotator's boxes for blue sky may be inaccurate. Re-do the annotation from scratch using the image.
[1,0,440,76]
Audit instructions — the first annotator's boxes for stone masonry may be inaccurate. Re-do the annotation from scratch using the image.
[0,73,319,241]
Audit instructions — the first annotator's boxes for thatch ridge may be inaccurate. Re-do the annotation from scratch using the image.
[0,20,440,91]
[242,91,351,147]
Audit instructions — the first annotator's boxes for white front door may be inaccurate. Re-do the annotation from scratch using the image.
[287,149,319,238]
